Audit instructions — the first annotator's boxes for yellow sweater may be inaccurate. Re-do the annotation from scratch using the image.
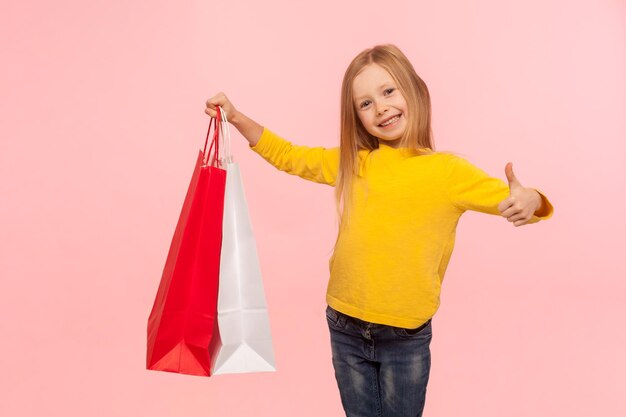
[250,127,554,328]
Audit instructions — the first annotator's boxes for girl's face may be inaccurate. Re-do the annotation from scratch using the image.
[352,63,408,148]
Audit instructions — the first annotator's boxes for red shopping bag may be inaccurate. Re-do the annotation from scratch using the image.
[147,110,226,376]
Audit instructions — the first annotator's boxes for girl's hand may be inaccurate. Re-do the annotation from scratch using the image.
[205,92,239,123]
[497,162,544,227]
[205,93,263,146]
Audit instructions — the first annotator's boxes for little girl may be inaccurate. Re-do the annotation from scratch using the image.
[205,44,553,417]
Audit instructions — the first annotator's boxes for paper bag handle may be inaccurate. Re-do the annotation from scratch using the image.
[218,106,233,164]
[202,106,222,167]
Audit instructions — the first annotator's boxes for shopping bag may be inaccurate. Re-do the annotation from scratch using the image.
[209,109,276,375]
[147,110,227,377]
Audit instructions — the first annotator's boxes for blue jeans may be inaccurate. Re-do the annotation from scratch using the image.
[326,305,433,417]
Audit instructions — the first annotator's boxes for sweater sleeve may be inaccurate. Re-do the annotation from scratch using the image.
[446,155,554,224]
[249,126,340,186]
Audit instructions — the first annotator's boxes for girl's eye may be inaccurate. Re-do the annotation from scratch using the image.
[385,88,395,94]
[360,100,370,108]
[359,88,395,108]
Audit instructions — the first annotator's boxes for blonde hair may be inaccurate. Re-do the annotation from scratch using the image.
[333,44,444,236]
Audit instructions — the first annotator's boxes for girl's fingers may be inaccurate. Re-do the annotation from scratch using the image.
[205,98,220,110]
[500,204,520,218]
[206,92,226,107]
[507,211,529,223]
[205,107,227,118]
[205,107,220,118]
[205,99,220,116]
[205,93,232,118]
[497,197,514,213]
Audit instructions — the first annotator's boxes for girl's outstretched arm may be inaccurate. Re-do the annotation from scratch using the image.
[205,92,339,186]
[446,155,554,226]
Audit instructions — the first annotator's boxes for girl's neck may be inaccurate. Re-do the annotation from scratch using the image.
[378,140,402,150]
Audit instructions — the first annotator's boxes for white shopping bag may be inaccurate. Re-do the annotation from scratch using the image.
[210,107,276,375]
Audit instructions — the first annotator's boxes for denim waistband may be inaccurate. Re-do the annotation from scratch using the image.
[328,304,432,330]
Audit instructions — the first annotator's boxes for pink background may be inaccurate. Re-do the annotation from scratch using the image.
[1,0,625,416]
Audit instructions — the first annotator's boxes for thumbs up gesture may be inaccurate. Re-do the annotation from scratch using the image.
[497,162,544,227]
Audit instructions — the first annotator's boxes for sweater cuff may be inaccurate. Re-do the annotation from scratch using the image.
[249,126,272,154]
[532,188,554,219]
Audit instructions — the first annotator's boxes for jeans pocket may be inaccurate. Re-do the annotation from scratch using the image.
[326,305,339,325]
[326,305,348,329]
[393,319,432,338]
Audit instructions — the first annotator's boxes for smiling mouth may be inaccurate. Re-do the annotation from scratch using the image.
[378,114,402,127]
